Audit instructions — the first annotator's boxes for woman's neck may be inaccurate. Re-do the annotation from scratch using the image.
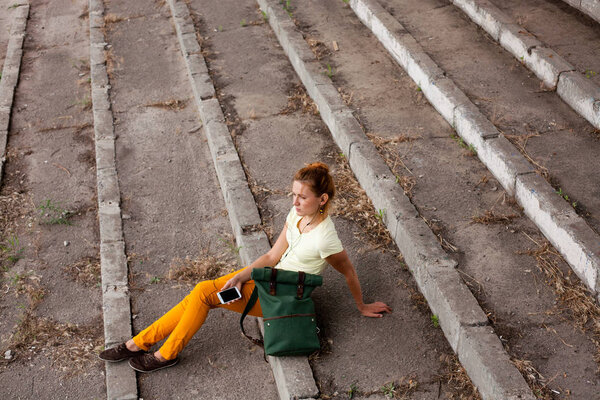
[299,212,326,232]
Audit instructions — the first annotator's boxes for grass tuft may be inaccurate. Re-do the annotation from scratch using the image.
[167,247,237,283]
[63,258,101,287]
[279,84,319,115]
[144,98,188,111]
[472,210,519,224]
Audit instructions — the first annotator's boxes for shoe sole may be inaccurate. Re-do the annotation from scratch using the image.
[98,352,146,363]
[128,357,179,373]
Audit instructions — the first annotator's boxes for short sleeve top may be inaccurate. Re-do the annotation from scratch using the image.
[275,207,344,275]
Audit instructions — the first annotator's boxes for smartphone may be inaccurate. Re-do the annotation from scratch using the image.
[217,287,242,304]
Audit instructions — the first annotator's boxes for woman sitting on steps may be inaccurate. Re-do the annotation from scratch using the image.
[99,162,392,372]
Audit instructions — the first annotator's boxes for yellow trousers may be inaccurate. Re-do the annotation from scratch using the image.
[132,268,262,360]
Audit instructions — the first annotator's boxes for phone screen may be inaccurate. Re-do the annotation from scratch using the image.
[218,287,241,303]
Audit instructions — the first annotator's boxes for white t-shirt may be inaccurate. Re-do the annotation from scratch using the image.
[275,207,344,275]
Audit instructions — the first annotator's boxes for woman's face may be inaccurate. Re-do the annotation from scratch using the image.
[292,180,325,217]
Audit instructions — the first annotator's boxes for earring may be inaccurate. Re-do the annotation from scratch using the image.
[319,207,324,215]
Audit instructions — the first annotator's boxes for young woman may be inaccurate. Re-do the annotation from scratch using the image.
[99,162,392,372]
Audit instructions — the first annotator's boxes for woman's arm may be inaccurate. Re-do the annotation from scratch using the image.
[326,250,392,318]
[221,223,290,292]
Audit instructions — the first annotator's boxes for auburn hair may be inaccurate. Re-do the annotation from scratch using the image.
[293,162,335,212]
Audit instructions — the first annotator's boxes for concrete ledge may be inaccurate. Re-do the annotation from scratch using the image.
[581,0,600,24]
[0,3,28,187]
[105,362,137,400]
[458,325,535,399]
[95,138,117,170]
[93,109,116,140]
[167,0,317,398]
[562,0,600,24]
[260,0,532,398]
[327,110,368,157]
[451,0,512,41]
[557,71,600,129]
[258,319,319,400]
[101,285,133,347]
[451,0,597,129]
[476,136,535,196]
[88,2,136,397]
[100,242,129,288]
[415,267,489,350]
[97,167,121,208]
[99,203,124,245]
[515,173,600,299]
[237,230,271,266]
[190,72,215,101]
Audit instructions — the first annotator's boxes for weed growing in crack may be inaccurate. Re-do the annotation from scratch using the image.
[261,11,268,21]
[348,382,358,399]
[37,199,73,225]
[218,235,242,257]
[431,314,440,328]
[149,276,160,284]
[381,382,396,398]
[325,63,334,78]
[585,70,597,79]
[240,18,247,27]
[451,134,476,156]
[556,187,578,209]
[1,235,24,267]
[74,96,92,111]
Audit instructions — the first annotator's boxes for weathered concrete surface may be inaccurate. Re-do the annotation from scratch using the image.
[347,0,600,303]
[258,0,534,398]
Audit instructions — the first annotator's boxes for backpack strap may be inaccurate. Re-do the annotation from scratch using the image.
[240,286,264,348]
[269,267,278,295]
[296,271,305,299]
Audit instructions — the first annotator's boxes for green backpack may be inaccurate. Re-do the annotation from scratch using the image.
[240,267,323,357]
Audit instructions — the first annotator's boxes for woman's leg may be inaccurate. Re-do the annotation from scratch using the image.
[133,268,262,360]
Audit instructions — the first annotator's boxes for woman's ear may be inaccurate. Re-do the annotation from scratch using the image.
[320,193,329,206]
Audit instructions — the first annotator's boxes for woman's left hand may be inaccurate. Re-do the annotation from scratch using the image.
[358,302,392,318]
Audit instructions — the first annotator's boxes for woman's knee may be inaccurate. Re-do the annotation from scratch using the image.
[190,280,219,305]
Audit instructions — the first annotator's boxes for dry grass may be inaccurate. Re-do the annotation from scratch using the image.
[279,84,319,116]
[63,258,101,287]
[331,154,394,252]
[436,353,481,399]
[305,37,330,60]
[79,3,89,19]
[10,272,46,309]
[167,248,237,283]
[367,132,419,198]
[0,191,34,237]
[472,210,520,224]
[144,99,188,111]
[337,86,353,106]
[512,358,554,399]
[104,13,124,24]
[6,313,103,376]
[520,237,600,362]
[505,132,549,179]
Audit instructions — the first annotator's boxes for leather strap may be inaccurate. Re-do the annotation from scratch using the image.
[269,268,278,296]
[240,287,264,348]
[296,271,305,299]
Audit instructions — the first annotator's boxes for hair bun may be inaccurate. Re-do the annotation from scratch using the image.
[307,162,329,172]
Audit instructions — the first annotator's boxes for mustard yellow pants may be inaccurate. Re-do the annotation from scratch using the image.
[132,268,262,360]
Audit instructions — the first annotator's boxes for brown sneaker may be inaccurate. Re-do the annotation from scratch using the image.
[128,353,178,373]
[98,343,145,362]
